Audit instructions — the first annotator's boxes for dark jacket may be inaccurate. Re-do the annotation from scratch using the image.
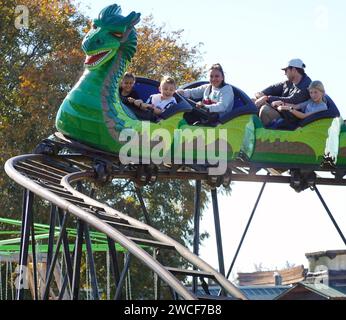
[262,74,312,104]
[119,88,140,105]
[119,88,156,121]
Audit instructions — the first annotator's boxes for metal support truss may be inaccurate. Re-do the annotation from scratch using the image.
[192,180,202,294]
[211,188,225,276]
[225,181,267,279]
[16,190,34,300]
[314,186,346,246]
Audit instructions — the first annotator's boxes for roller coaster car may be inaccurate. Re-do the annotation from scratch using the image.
[124,78,258,164]
[56,73,344,169]
[55,2,344,169]
[126,77,192,121]
[243,95,343,167]
[180,80,258,125]
[165,80,344,168]
[54,3,257,167]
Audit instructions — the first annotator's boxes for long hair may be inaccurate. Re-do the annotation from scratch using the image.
[308,80,325,94]
[209,63,226,87]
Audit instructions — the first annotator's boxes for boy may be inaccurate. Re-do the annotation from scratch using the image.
[144,76,177,115]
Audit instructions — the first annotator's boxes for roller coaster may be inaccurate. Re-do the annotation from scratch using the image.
[4,3,346,300]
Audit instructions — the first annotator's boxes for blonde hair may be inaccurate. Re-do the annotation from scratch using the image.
[309,80,325,94]
[160,76,176,88]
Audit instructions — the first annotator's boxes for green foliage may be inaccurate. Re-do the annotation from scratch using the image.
[91,179,209,299]
[129,15,205,85]
[0,2,214,299]
[0,0,88,188]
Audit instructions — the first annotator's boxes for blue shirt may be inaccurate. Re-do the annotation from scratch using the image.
[299,99,328,114]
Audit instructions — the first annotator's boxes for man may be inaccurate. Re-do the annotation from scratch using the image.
[254,58,312,126]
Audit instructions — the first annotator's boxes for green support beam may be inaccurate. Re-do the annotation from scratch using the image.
[0,217,147,255]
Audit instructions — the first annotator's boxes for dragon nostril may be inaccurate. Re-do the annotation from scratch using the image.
[96,39,103,45]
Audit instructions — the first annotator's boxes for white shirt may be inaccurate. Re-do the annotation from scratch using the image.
[147,94,177,111]
[183,84,234,113]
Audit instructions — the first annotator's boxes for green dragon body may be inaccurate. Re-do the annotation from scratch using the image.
[56,4,185,161]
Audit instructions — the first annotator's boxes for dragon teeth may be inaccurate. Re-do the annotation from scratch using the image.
[89,50,111,66]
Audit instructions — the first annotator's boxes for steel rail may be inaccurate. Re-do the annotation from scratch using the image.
[58,170,346,185]
[5,155,197,300]
[5,154,247,300]
[61,170,246,300]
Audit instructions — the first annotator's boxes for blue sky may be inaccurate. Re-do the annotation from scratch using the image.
[78,0,346,276]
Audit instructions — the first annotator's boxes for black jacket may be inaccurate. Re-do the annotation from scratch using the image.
[262,74,312,104]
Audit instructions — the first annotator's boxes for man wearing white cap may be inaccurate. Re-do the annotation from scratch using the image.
[254,58,312,126]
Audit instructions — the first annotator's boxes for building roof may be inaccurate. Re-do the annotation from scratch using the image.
[239,286,290,300]
[194,285,290,300]
[237,265,306,286]
[305,250,346,260]
[276,282,346,300]
[306,269,346,284]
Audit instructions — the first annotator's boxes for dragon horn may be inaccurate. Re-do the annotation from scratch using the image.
[120,12,141,42]
[98,4,122,20]
[124,11,141,27]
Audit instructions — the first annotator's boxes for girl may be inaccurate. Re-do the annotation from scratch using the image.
[176,63,234,124]
[277,80,328,120]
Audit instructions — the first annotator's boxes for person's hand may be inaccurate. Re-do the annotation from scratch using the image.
[127,97,135,104]
[255,92,265,99]
[277,105,289,112]
[196,101,204,108]
[255,96,268,108]
[152,106,162,115]
[133,99,143,108]
[271,100,284,108]
[140,103,153,110]
[144,103,155,110]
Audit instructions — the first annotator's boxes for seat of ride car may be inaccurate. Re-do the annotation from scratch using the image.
[266,95,340,130]
[180,81,257,127]
[123,77,192,121]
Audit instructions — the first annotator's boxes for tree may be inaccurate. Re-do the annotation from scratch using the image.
[1,0,88,188]
[129,15,205,85]
[0,2,210,299]
[285,261,296,269]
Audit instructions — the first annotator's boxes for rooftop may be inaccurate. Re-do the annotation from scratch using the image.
[237,265,306,286]
[305,250,346,260]
[276,282,346,300]
[194,285,291,300]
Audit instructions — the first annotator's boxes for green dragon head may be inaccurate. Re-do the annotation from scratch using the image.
[82,4,140,70]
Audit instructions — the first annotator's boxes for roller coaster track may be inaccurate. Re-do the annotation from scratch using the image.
[5,133,346,300]
[4,148,247,300]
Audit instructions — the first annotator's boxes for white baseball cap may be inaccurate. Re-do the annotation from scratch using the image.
[282,58,306,70]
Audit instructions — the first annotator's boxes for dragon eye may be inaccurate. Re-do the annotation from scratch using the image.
[112,32,123,38]
[92,24,97,29]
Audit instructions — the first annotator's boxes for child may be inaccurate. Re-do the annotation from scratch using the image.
[277,80,328,120]
[119,72,142,107]
[144,76,177,115]
[119,72,156,121]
